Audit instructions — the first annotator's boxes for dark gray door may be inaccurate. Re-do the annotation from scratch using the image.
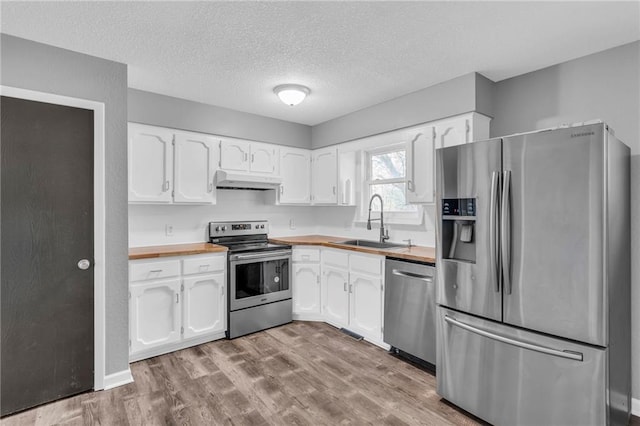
[1,95,94,416]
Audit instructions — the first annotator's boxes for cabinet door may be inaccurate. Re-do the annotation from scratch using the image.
[293,263,321,314]
[130,279,181,354]
[280,148,311,204]
[349,272,383,341]
[128,123,173,203]
[173,132,217,204]
[338,150,357,206]
[220,139,250,172]
[436,116,470,149]
[322,265,349,327]
[312,148,338,204]
[183,273,226,339]
[406,127,436,204]
[250,142,279,175]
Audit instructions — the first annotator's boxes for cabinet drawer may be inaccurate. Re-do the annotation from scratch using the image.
[350,253,383,276]
[293,248,320,263]
[130,259,181,282]
[183,255,226,275]
[322,249,349,269]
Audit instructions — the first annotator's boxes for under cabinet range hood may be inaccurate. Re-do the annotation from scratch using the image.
[215,170,282,190]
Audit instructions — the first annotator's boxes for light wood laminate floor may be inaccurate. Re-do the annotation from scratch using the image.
[2,321,638,425]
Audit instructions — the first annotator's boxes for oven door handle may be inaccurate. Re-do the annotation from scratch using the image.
[229,250,291,261]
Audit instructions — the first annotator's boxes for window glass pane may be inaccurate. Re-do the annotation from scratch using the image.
[369,183,416,212]
[371,150,405,180]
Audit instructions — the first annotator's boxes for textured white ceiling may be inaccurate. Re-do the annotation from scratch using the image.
[2,1,639,126]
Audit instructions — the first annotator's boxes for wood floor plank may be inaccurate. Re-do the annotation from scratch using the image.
[5,321,624,426]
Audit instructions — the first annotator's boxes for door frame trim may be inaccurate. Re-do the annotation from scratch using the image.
[1,85,107,390]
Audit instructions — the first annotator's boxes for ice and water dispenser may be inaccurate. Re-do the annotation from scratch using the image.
[441,198,476,263]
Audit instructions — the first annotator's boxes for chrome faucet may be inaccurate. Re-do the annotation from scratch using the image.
[367,194,389,243]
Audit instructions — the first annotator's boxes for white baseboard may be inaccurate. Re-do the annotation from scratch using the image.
[632,397,640,417]
[103,369,134,390]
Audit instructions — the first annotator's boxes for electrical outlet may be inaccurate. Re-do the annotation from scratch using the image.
[165,224,174,236]
[289,219,296,230]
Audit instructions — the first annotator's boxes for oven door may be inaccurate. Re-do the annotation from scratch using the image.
[229,250,292,311]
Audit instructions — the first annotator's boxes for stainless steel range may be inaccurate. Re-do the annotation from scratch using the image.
[209,220,292,339]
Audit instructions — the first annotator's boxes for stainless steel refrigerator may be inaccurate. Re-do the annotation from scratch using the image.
[435,122,631,426]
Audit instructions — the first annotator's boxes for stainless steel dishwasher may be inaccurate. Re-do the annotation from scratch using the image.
[384,258,437,366]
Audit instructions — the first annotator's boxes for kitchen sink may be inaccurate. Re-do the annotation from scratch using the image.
[337,239,404,249]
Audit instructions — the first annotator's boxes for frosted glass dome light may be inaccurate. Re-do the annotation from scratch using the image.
[274,84,310,106]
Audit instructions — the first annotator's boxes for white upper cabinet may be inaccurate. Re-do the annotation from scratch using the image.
[406,126,436,204]
[405,112,491,204]
[279,147,311,204]
[219,139,279,176]
[219,139,250,172]
[434,112,491,149]
[128,123,174,203]
[173,131,217,204]
[312,147,338,204]
[250,142,279,175]
[338,150,358,206]
[128,123,218,205]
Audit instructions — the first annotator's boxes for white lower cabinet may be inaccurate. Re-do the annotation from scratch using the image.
[348,272,383,339]
[319,249,386,346]
[129,253,226,361]
[292,247,322,319]
[322,265,350,327]
[182,273,225,338]
[130,278,182,354]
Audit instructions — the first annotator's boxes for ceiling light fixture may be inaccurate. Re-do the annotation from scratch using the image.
[274,84,310,106]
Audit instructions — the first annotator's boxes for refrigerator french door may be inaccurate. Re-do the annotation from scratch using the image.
[435,123,631,426]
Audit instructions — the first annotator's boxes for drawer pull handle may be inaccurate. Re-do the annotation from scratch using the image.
[444,315,583,361]
[149,269,163,273]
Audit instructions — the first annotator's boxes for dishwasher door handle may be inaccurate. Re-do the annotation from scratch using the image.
[391,269,433,282]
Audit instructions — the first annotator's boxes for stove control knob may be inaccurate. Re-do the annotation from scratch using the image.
[222,226,227,231]
[260,224,265,229]
[215,226,221,232]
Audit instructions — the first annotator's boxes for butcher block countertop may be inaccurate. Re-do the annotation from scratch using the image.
[269,235,436,264]
[129,242,227,260]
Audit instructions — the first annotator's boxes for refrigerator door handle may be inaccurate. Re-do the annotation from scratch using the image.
[444,315,584,361]
[489,171,500,292]
[501,170,512,294]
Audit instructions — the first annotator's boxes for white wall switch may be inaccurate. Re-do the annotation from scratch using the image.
[165,224,174,236]
[289,219,296,230]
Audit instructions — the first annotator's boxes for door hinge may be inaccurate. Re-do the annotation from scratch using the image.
[381,326,384,334]
[129,339,131,347]
[181,326,184,335]
[172,135,176,145]
[181,284,184,292]
[128,291,131,299]
[171,190,174,197]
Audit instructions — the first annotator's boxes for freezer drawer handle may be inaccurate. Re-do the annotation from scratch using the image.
[391,269,433,283]
[443,315,583,362]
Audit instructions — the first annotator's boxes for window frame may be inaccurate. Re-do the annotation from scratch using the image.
[361,144,422,225]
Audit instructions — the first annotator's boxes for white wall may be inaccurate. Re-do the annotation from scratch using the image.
[129,89,312,149]
[129,192,437,249]
[312,72,484,148]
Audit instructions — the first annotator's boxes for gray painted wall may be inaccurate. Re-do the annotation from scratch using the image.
[491,40,640,400]
[311,73,485,148]
[1,34,129,376]
[128,89,312,148]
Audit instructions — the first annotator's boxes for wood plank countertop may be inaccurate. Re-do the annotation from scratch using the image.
[129,242,227,260]
[269,235,436,264]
